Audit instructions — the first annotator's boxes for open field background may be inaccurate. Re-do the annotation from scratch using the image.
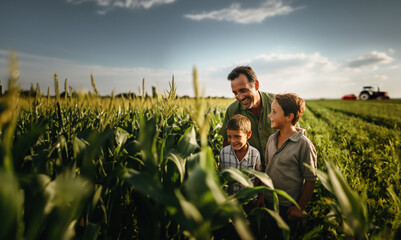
[1,73,401,239]
[2,0,401,238]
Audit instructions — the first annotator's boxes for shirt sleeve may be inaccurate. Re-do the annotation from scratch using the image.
[300,138,318,182]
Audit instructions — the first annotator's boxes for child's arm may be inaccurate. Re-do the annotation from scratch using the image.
[287,181,316,220]
[287,136,317,219]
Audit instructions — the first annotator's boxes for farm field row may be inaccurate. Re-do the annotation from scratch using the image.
[300,100,401,238]
[307,100,401,129]
[1,88,401,239]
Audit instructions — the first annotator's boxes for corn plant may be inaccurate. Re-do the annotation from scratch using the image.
[1,51,401,239]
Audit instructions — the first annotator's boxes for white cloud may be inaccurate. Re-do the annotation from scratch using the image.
[199,51,400,99]
[238,53,344,98]
[345,51,394,70]
[387,65,400,70]
[0,49,191,96]
[1,49,400,99]
[184,0,298,24]
[374,74,388,81]
[252,52,338,71]
[193,52,344,99]
[67,0,176,14]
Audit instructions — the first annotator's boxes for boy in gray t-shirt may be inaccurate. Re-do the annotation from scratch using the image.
[257,93,317,239]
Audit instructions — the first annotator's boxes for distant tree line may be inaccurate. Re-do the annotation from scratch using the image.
[0,81,228,99]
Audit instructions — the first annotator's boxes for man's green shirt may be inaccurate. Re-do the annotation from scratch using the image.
[221,91,277,166]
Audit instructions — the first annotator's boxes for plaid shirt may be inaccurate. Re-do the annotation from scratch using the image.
[219,143,262,195]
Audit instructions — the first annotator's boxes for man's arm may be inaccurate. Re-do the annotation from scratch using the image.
[220,104,232,148]
[253,151,262,185]
[287,181,316,220]
[218,149,226,172]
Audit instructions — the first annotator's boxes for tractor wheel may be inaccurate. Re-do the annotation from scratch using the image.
[359,93,370,100]
[377,96,383,100]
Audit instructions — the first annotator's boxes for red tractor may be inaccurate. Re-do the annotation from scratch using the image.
[358,86,390,100]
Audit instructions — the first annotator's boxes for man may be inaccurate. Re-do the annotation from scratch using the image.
[221,66,276,167]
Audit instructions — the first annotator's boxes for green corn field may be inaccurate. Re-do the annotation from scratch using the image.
[1,54,401,240]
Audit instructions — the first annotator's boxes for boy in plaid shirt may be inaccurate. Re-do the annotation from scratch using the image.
[219,114,262,195]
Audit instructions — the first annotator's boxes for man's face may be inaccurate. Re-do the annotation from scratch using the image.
[231,73,260,109]
[227,129,251,152]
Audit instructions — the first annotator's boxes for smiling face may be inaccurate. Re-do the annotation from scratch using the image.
[227,129,251,152]
[230,73,260,109]
[268,100,290,129]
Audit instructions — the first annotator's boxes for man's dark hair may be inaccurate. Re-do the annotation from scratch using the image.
[226,114,251,134]
[227,66,257,83]
[275,93,305,125]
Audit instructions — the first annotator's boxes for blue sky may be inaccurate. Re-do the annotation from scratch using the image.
[1,0,400,98]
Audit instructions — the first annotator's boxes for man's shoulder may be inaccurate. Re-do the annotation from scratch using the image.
[226,100,241,114]
[225,92,275,113]
[260,91,275,97]
[260,91,275,103]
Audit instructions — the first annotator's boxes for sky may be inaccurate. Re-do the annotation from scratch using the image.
[1,0,400,99]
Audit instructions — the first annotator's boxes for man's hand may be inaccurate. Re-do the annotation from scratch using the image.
[287,206,303,220]
[256,193,265,207]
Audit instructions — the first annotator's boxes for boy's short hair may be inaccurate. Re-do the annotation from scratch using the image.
[226,114,251,133]
[275,93,305,125]
[227,66,257,83]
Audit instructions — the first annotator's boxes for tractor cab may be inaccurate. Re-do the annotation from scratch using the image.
[362,86,374,92]
[359,86,389,100]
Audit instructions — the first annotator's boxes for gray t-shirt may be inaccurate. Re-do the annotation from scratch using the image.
[264,128,317,207]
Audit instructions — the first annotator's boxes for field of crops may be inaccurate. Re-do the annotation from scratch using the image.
[300,100,401,239]
[1,66,401,239]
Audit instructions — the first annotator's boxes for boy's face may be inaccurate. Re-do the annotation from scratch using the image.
[227,129,251,152]
[268,100,291,129]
